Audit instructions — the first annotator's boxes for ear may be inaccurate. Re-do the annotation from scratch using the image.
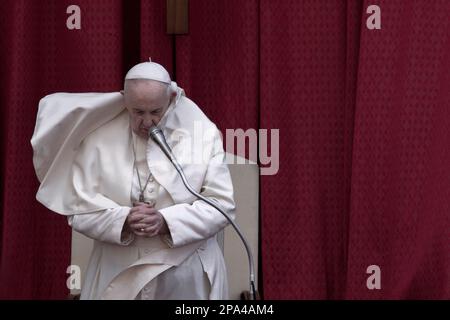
[120,90,124,95]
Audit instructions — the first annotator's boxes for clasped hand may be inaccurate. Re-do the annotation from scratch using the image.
[126,202,169,237]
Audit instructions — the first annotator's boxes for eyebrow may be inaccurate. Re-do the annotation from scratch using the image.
[132,107,163,112]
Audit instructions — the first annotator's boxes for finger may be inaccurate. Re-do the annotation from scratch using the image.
[129,212,145,220]
[128,214,146,223]
[131,210,150,218]
[130,223,149,230]
[133,230,147,237]
[131,207,147,214]
[138,208,157,216]
[129,207,139,214]
[133,208,157,217]
[139,215,159,225]
[131,225,150,236]
[144,225,158,236]
[130,207,148,216]
[133,202,147,207]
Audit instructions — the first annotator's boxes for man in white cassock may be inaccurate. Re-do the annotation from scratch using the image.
[31,61,235,299]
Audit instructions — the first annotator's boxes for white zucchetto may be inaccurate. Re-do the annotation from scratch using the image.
[125,59,171,84]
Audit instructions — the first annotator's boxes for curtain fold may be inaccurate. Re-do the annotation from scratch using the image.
[174,0,260,136]
[0,0,171,299]
[345,0,450,299]
[259,0,352,299]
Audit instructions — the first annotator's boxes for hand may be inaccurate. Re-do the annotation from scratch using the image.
[126,202,169,237]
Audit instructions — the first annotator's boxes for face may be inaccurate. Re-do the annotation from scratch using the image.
[123,80,172,139]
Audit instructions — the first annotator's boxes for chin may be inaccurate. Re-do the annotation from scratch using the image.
[138,131,149,138]
[133,129,147,138]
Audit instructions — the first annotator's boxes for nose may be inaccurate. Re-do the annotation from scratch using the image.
[142,115,156,128]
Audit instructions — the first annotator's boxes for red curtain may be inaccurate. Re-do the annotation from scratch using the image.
[345,0,450,299]
[1,0,448,299]
[257,0,449,299]
[0,0,172,299]
[175,0,259,135]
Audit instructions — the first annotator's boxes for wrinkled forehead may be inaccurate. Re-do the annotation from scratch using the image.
[124,79,168,96]
[124,79,169,106]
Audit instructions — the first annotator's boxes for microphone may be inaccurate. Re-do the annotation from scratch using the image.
[148,125,257,300]
[148,125,178,164]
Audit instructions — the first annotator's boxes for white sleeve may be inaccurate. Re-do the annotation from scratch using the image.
[159,132,236,248]
[67,206,134,246]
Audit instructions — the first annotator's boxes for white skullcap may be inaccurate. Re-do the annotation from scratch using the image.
[125,59,171,84]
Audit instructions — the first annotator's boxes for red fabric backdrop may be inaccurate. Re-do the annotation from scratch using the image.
[0,0,448,299]
[258,0,450,299]
[345,0,450,299]
[0,0,172,299]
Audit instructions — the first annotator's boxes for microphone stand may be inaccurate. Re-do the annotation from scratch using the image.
[149,126,257,300]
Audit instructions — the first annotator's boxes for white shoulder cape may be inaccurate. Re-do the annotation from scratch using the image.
[31,88,220,215]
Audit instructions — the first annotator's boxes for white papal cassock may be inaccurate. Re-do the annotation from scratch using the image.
[31,87,235,299]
